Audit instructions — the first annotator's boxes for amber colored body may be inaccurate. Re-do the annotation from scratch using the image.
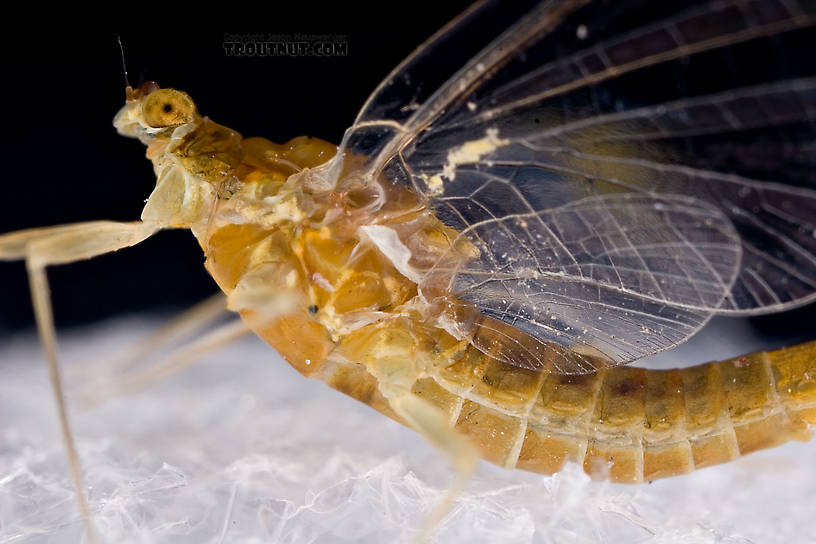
[196,133,816,483]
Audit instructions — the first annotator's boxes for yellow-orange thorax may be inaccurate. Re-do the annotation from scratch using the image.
[199,135,447,378]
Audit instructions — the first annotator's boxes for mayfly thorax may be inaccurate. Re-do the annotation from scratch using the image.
[2,1,816,541]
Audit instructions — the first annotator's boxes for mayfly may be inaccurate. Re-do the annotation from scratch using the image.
[2,0,816,541]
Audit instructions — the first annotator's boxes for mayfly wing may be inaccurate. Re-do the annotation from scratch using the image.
[423,193,742,371]
[387,0,816,315]
[325,0,816,372]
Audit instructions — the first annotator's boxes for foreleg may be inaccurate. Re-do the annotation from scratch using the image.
[1,220,160,543]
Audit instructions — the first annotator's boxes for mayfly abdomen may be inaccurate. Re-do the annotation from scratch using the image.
[527,341,816,482]
[198,133,815,484]
[340,318,816,483]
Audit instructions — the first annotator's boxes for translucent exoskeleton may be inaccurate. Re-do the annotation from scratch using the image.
[2,1,816,542]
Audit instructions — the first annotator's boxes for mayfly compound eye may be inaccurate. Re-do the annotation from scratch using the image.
[141,88,197,128]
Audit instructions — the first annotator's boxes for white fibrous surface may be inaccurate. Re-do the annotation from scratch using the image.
[0,316,814,543]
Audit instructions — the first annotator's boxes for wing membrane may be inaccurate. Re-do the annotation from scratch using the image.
[424,193,740,367]
[325,0,816,369]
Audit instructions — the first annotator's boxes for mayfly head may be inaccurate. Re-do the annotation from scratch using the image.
[114,81,243,231]
[114,81,200,144]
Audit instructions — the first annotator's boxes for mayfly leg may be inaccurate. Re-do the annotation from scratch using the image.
[390,394,478,543]
[0,220,160,544]
[73,292,230,388]
[80,317,252,409]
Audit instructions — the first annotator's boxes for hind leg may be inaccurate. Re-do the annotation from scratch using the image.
[389,392,478,543]
[2,220,161,543]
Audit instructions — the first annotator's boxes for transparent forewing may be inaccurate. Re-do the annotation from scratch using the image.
[426,193,741,368]
[331,0,569,179]
[331,0,816,369]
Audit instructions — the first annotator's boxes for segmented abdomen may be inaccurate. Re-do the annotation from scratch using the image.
[517,342,816,482]
[326,321,816,483]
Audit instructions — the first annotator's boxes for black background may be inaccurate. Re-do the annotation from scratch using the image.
[0,3,813,345]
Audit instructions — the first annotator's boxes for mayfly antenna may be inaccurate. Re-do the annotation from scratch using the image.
[117,36,131,89]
